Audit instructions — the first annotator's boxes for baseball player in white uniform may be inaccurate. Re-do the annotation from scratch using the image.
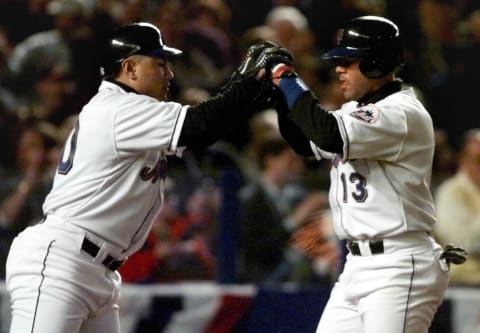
[263,16,465,333]
[4,22,277,333]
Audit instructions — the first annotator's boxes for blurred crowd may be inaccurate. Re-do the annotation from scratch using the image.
[0,0,479,288]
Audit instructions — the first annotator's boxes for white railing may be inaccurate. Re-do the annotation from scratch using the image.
[1,281,479,333]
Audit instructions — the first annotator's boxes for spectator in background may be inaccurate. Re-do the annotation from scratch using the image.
[303,0,382,52]
[413,0,467,149]
[264,5,311,58]
[0,0,54,46]
[434,129,480,285]
[0,121,60,279]
[7,0,99,120]
[431,128,456,194]
[0,27,13,82]
[111,0,149,26]
[184,0,234,70]
[0,26,20,170]
[238,24,281,53]
[236,135,332,285]
[157,184,218,281]
[225,0,271,37]
[12,64,76,127]
[290,210,341,285]
[160,0,235,93]
[120,180,218,283]
[241,110,284,181]
[446,8,480,149]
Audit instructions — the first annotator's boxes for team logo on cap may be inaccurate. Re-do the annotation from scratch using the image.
[349,104,379,124]
[336,29,345,45]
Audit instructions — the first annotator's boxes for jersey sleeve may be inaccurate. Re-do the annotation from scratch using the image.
[310,142,334,160]
[113,94,188,156]
[333,100,408,161]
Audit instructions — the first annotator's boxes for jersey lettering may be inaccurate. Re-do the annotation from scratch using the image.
[140,156,168,183]
[57,120,80,175]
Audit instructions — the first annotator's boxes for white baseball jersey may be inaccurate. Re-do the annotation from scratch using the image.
[43,80,188,255]
[310,87,436,240]
[306,86,449,333]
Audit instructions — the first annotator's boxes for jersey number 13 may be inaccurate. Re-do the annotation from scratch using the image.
[340,171,368,203]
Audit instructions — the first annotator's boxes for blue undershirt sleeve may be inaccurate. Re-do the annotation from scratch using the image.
[278,77,310,108]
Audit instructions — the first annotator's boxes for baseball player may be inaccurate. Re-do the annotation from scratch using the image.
[261,16,467,333]
[4,22,284,333]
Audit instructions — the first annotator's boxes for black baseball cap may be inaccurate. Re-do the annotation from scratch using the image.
[101,22,182,76]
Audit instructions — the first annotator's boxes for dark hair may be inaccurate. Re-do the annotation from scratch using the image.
[459,128,480,154]
[256,137,290,169]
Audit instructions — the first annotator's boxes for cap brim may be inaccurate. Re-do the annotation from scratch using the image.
[149,45,183,58]
[322,47,365,59]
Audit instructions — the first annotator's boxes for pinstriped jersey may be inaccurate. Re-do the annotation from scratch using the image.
[311,87,436,239]
[42,80,188,255]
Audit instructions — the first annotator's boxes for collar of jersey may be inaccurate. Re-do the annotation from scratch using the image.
[357,79,403,106]
[105,78,140,94]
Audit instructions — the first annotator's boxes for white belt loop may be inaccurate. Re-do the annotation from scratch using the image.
[358,240,372,256]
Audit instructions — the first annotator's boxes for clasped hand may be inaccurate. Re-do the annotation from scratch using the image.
[234,41,295,82]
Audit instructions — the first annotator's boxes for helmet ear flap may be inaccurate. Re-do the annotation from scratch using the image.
[359,57,385,79]
[359,50,405,79]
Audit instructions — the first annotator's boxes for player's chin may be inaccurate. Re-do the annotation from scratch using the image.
[153,90,169,101]
[342,89,357,101]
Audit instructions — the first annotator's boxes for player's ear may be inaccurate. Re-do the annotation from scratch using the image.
[122,57,138,80]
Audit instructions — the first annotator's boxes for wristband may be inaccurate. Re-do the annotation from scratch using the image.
[271,63,295,79]
[278,76,309,108]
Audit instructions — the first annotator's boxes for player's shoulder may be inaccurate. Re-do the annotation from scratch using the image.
[81,81,132,118]
[97,80,138,99]
[94,80,154,108]
[340,88,429,127]
[386,86,425,107]
[378,87,428,115]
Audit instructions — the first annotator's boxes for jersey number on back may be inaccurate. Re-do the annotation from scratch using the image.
[340,172,368,203]
[57,120,79,175]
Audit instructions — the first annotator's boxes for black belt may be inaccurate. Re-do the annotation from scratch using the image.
[347,239,384,256]
[81,237,125,271]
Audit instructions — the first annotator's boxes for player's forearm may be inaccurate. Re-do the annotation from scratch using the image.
[178,77,261,148]
[276,108,314,157]
[277,77,343,153]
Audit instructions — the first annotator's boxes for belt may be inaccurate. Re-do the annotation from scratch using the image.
[347,239,384,256]
[81,237,125,271]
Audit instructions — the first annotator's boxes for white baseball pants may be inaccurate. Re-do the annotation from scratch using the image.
[316,233,449,333]
[6,218,122,333]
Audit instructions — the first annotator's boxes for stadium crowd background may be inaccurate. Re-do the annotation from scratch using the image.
[0,0,479,289]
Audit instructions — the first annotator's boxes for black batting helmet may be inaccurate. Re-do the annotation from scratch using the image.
[322,16,404,79]
[100,22,183,77]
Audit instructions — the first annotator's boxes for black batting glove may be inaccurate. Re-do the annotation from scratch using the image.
[254,45,295,77]
[227,40,280,86]
[222,42,295,113]
[440,244,468,266]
